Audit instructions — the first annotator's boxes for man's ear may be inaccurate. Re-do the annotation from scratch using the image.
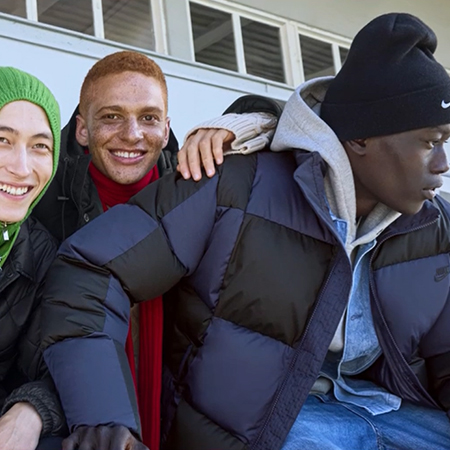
[163,117,171,148]
[75,114,89,147]
[344,138,368,156]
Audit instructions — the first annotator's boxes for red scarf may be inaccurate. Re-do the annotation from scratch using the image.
[89,162,162,450]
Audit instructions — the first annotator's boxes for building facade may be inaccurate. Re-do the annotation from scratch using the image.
[1,0,450,196]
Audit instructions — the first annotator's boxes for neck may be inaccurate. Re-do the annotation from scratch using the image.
[88,162,159,210]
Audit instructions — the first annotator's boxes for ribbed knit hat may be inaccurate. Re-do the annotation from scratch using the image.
[320,13,450,141]
[0,67,60,211]
[0,67,60,267]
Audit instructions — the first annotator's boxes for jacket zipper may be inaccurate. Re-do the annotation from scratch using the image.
[252,216,439,449]
[368,217,440,408]
[251,251,341,450]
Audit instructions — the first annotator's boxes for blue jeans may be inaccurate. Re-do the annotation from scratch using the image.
[281,394,450,450]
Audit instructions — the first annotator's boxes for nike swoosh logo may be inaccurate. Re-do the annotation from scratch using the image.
[435,265,450,282]
[441,100,450,109]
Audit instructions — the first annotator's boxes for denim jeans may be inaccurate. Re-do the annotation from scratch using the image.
[281,394,450,450]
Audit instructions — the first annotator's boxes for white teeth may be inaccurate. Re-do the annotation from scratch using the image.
[112,151,142,159]
[0,184,30,196]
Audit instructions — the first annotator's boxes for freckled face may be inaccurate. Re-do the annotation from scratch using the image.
[0,101,53,224]
[76,71,170,185]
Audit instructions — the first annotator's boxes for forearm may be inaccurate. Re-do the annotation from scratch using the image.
[184,112,278,154]
[1,380,65,436]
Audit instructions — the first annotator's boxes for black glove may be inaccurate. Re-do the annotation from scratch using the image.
[62,425,149,450]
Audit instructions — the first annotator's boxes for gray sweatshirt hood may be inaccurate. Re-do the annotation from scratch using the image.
[272,77,400,255]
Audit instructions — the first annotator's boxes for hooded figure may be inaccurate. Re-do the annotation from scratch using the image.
[0,67,65,450]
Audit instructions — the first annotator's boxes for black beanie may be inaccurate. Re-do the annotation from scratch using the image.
[320,13,450,141]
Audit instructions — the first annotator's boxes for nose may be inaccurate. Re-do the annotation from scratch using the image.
[121,118,143,143]
[7,145,31,178]
[431,145,450,175]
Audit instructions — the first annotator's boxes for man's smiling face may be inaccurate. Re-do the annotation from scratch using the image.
[0,101,53,224]
[76,71,170,185]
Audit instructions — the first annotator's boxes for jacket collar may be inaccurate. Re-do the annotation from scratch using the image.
[0,222,34,290]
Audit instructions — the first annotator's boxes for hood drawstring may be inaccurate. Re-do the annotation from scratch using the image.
[2,223,9,241]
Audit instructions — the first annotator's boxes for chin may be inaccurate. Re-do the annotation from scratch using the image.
[109,172,144,185]
[397,203,425,216]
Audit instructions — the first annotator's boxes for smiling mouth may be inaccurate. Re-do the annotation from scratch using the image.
[0,184,31,196]
[111,150,144,159]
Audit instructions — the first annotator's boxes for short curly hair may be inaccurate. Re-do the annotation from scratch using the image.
[79,51,168,116]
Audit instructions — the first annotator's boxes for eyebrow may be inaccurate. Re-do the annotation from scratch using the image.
[96,105,164,115]
[33,132,53,142]
[96,105,123,114]
[0,126,53,142]
[0,126,17,134]
[429,125,450,133]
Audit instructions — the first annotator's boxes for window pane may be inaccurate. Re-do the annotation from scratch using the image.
[103,0,155,50]
[299,35,334,80]
[339,46,349,66]
[241,18,284,83]
[0,0,26,18]
[38,0,94,35]
[189,2,237,72]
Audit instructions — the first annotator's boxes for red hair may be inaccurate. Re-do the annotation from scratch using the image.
[79,51,168,116]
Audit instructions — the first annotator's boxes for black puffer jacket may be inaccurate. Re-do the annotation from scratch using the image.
[32,106,179,242]
[0,217,65,435]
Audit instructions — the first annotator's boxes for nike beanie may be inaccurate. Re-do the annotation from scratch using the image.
[321,13,450,141]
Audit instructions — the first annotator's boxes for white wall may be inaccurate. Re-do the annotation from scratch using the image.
[0,14,292,140]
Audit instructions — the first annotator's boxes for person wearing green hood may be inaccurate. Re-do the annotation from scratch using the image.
[0,67,66,449]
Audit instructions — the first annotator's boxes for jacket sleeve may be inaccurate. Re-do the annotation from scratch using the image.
[183,94,284,155]
[2,221,66,436]
[10,303,66,436]
[421,289,450,417]
[40,171,220,435]
[1,379,65,437]
[6,299,66,437]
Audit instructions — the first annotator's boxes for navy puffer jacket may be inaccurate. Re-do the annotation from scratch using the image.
[41,149,450,450]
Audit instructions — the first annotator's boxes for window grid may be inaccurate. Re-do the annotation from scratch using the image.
[190,0,352,86]
[15,0,352,86]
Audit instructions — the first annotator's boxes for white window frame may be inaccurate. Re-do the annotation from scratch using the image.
[23,0,168,54]
[296,23,351,82]
[25,0,38,21]
[188,0,289,84]
[187,0,352,87]
[23,0,353,85]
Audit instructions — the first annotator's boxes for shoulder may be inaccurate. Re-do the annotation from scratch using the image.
[18,217,58,281]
